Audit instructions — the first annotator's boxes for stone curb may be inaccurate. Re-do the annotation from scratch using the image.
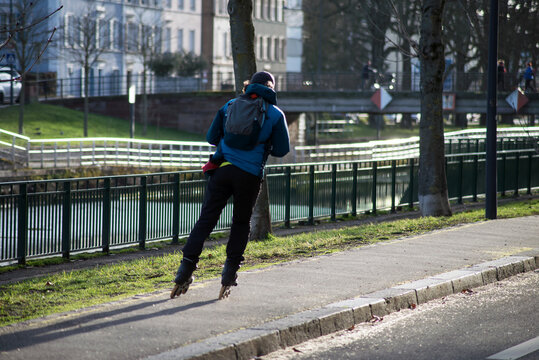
[144,255,537,360]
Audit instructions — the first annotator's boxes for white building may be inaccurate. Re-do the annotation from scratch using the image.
[0,0,293,94]
[284,0,302,73]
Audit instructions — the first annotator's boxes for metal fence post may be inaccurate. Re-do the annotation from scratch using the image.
[11,136,15,166]
[139,176,147,249]
[458,156,464,204]
[285,167,291,228]
[473,154,478,202]
[331,163,337,221]
[372,161,377,214]
[352,163,358,216]
[26,141,30,168]
[17,183,28,265]
[172,173,180,244]
[514,152,520,197]
[102,178,111,253]
[391,160,396,213]
[62,181,71,259]
[527,152,533,195]
[308,165,315,225]
[501,153,506,196]
[409,159,414,209]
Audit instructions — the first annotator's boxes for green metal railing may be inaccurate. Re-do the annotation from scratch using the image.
[1,149,538,265]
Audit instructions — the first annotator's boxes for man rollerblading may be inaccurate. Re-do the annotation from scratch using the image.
[170,71,290,300]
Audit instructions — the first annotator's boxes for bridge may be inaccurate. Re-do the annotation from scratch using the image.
[278,91,539,115]
[44,89,539,142]
[36,71,539,129]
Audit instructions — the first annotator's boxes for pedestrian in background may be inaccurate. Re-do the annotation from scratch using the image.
[497,59,506,91]
[362,61,375,90]
[524,61,536,93]
[170,71,290,300]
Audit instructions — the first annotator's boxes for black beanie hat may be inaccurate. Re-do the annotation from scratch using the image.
[250,71,275,86]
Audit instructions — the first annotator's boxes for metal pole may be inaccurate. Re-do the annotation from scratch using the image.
[9,0,14,105]
[130,103,135,138]
[485,0,499,219]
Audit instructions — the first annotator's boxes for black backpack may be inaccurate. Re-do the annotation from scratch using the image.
[224,94,267,150]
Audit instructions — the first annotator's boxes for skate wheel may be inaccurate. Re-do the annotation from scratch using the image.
[170,277,193,299]
[218,285,231,300]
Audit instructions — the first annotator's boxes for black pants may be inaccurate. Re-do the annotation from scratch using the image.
[181,164,262,264]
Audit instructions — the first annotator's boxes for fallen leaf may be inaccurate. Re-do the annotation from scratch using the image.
[461,289,474,295]
[369,315,383,323]
[293,348,303,353]
[45,281,54,287]
[410,303,417,310]
[347,325,355,331]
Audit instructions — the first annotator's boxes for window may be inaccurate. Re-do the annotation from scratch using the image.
[267,36,272,60]
[126,22,139,52]
[112,19,122,50]
[274,37,279,61]
[178,0,184,10]
[190,0,196,11]
[166,0,171,7]
[0,13,7,42]
[64,14,72,47]
[177,29,183,52]
[154,27,162,53]
[258,36,264,59]
[165,27,171,52]
[260,0,265,19]
[222,32,228,58]
[98,18,110,49]
[189,30,195,53]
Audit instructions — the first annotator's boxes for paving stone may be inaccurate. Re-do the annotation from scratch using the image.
[394,278,454,304]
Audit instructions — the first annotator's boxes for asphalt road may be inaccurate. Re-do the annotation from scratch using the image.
[263,271,539,360]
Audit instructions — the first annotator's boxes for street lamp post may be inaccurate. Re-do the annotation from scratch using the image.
[129,85,136,138]
[9,0,14,105]
[485,0,499,219]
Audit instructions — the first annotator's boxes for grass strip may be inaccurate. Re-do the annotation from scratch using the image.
[0,103,205,141]
[0,198,538,327]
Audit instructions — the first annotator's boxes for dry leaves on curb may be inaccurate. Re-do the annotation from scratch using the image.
[461,288,474,295]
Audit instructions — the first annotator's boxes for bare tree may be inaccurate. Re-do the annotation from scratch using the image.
[418,0,452,216]
[64,4,112,137]
[228,0,272,240]
[127,10,162,136]
[1,0,60,134]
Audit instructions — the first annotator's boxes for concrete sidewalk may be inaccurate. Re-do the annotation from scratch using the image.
[0,216,538,360]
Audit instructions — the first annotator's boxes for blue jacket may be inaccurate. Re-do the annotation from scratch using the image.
[524,66,534,80]
[206,83,290,177]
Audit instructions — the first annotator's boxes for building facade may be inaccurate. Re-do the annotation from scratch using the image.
[201,0,287,90]
[0,0,291,94]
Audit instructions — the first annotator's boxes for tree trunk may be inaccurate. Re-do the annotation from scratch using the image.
[143,71,148,135]
[418,0,452,217]
[84,66,89,137]
[400,42,413,129]
[249,177,272,241]
[18,77,25,134]
[228,0,256,95]
[228,0,272,240]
